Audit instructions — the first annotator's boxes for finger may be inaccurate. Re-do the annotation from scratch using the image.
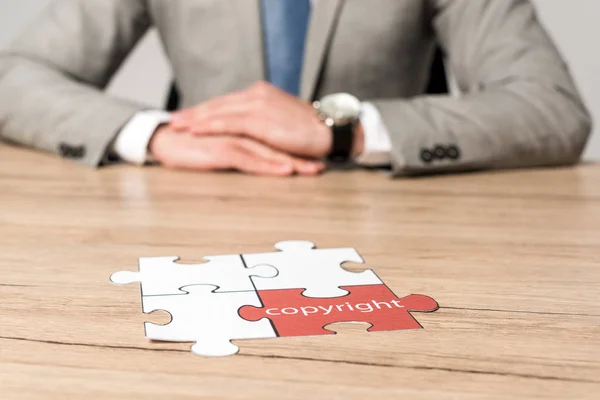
[162,135,293,176]
[230,144,295,176]
[293,159,327,176]
[172,110,261,139]
[237,138,325,176]
[172,105,255,134]
[170,91,250,129]
[179,115,270,148]
[236,137,296,165]
[170,82,287,131]
[165,135,226,170]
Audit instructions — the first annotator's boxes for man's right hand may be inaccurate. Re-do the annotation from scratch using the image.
[148,125,325,176]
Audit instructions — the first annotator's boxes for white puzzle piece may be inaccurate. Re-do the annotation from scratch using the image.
[110,255,278,296]
[142,285,276,357]
[242,241,382,298]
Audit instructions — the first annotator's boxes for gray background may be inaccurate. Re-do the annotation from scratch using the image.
[1,0,598,160]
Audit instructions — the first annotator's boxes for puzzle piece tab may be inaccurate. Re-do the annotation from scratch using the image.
[239,284,438,337]
[110,255,278,296]
[142,285,276,357]
[242,241,381,298]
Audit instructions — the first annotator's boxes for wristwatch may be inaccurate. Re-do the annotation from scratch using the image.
[313,93,361,162]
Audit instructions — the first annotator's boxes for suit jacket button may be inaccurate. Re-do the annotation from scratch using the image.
[447,145,461,160]
[72,146,86,158]
[59,144,69,157]
[420,148,434,163]
[58,143,86,159]
[433,145,447,159]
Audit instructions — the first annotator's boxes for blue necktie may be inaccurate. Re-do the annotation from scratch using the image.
[261,0,310,96]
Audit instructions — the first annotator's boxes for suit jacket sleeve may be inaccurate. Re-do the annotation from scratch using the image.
[0,0,152,167]
[370,0,592,176]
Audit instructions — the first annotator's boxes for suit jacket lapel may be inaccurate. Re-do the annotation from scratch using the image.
[231,0,266,85]
[230,0,343,98]
[300,0,345,101]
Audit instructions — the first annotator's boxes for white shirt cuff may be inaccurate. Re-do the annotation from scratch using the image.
[355,102,392,167]
[112,110,172,165]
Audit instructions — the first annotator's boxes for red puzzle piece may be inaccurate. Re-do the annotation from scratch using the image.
[239,284,438,337]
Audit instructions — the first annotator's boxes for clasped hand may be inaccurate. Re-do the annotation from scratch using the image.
[149,82,331,176]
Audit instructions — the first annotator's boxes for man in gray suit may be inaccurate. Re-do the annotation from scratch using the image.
[0,0,592,177]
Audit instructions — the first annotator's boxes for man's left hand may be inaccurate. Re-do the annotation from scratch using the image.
[169,82,333,159]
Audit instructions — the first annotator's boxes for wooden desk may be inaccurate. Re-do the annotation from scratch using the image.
[1,145,599,399]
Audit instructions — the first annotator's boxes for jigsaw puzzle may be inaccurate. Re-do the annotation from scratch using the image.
[110,241,439,357]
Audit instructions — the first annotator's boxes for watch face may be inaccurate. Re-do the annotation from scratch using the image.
[318,93,361,125]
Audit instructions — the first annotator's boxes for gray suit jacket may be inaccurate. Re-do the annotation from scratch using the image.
[0,0,592,176]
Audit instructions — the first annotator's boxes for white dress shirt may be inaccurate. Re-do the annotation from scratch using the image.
[112,102,392,167]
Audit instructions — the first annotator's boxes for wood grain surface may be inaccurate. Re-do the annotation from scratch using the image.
[0,144,599,399]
